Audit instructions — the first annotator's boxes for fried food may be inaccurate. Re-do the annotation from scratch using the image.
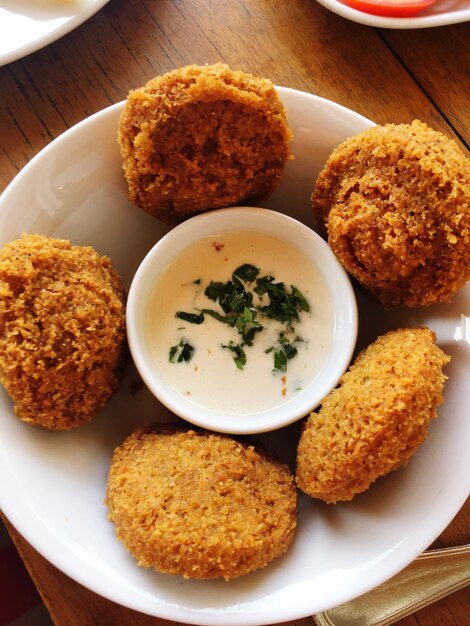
[296,328,450,503]
[118,63,292,224]
[0,234,126,430]
[106,425,297,580]
[311,120,470,307]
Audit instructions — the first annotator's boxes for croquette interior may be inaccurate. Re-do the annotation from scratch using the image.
[312,120,470,307]
[106,426,297,580]
[0,234,126,430]
[118,63,293,223]
[296,328,450,503]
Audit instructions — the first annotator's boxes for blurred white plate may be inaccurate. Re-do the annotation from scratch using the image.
[315,0,470,28]
[0,0,110,66]
[0,88,469,625]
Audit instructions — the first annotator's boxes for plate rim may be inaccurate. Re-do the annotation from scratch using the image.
[0,0,111,67]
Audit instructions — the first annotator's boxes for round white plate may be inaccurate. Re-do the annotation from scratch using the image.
[315,0,470,28]
[0,0,110,66]
[0,88,469,625]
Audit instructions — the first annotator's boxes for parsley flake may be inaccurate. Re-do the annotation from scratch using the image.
[222,342,247,370]
[169,338,194,363]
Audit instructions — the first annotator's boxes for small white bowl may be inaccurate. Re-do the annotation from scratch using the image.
[127,207,357,434]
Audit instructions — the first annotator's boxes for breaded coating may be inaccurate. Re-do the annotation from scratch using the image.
[311,120,470,307]
[0,234,126,430]
[118,63,292,223]
[106,426,297,580]
[296,328,450,503]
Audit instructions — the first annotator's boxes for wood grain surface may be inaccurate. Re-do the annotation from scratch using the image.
[0,1,469,625]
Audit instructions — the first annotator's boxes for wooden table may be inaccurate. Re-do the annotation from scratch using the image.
[0,1,469,625]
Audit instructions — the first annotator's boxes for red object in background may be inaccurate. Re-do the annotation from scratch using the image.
[340,0,438,17]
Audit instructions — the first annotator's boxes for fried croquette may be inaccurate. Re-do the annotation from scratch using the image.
[311,120,470,307]
[0,234,126,430]
[105,426,297,580]
[296,328,450,503]
[118,63,292,223]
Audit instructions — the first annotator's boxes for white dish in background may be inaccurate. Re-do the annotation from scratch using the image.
[315,0,470,28]
[0,88,469,625]
[0,0,110,66]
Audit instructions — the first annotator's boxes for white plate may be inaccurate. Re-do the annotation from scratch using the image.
[315,0,470,28]
[0,88,469,625]
[0,0,110,66]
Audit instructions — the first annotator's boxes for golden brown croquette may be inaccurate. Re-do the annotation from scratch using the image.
[311,120,470,307]
[118,63,292,224]
[0,234,126,430]
[106,426,297,580]
[296,328,450,503]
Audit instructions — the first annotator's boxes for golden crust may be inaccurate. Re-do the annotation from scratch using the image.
[296,328,450,503]
[118,63,292,224]
[105,425,297,580]
[311,120,470,307]
[0,234,126,430]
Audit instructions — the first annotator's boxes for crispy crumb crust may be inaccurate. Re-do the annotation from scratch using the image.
[0,234,126,430]
[311,120,470,307]
[118,63,293,223]
[296,328,450,503]
[106,426,297,580]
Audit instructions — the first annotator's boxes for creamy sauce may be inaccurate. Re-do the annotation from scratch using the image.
[145,230,333,414]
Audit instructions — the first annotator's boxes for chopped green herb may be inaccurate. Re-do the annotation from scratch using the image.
[233,263,260,283]
[241,307,255,323]
[204,281,232,305]
[273,348,288,372]
[176,311,205,324]
[179,343,194,362]
[291,286,310,312]
[193,278,201,285]
[169,338,194,363]
[230,289,252,313]
[204,281,224,302]
[254,275,277,297]
[235,306,262,346]
[203,305,262,346]
[204,279,253,314]
[283,343,298,360]
[171,263,310,371]
[255,276,309,327]
[202,308,236,326]
[169,345,178,362]
[222,343,246,370]
[270,333,300,372]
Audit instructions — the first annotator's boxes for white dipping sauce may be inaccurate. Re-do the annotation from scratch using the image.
[146,230,333,415]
